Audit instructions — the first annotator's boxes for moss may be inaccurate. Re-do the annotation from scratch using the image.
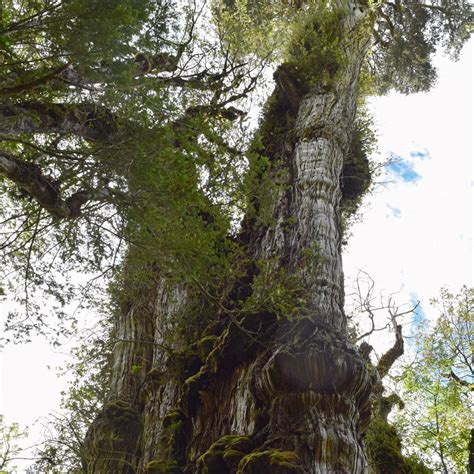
[223,449,246,470]
[196,435,254,474]
[203,318,264,374]
[237,449,304,473]
[197,335,219,360]
[139,368,165,403]
[168,346,202,382]
[145,459,181,473]
[181,364,211,416]
[83,399,141,471]
[184,365,208,392]
[103,399,139,426]
[366,419,432,474]
[218,435,253,452]
[148,408,188,472]
[197,451,228,473]
[205,328,229,372]
[162,409,186,431]
[146,367,164,382]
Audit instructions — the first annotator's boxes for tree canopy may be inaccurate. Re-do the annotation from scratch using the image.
[0,0,266,342]
[1,0,471,341]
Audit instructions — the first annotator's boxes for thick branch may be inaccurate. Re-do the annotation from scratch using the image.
[134,52,182,75]
[376,323,404,379]
[0,102,118,141]
[0,150,111,219]
[448,369,472,389]
[0,64,70,96]
[379,393,404,421]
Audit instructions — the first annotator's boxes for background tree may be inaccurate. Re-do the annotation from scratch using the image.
[346,271,432,473]
[32,319,112,473]
[0,415,28,473]
[1,0,472,473]
[396,286,474,473]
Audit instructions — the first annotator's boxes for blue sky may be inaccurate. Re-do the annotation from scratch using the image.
[410,149,429,159]
[387,156,421,183]
[410,293,426,328]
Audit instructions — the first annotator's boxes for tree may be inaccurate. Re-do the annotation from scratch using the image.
[396,287,474,473]
[0,1,471,473]
[0,0,259,343]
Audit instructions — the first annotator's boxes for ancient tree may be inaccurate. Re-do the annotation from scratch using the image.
[0,1,471,473]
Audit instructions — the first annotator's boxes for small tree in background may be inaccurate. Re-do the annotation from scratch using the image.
[0,415,27,473]
[397,286,473,473]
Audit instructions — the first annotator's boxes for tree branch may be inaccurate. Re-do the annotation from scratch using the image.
[376,322,403,379]
[0,150,113,219]
[0,64,70,96]
[0,102,118,142]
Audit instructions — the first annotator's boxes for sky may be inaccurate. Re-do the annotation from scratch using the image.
[0,39,472,473]
[343,40,473,353]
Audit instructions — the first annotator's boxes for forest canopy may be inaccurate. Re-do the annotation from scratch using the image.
[1,0,471,340]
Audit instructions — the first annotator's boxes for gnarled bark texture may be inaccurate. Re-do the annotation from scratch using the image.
[82,3,375,473]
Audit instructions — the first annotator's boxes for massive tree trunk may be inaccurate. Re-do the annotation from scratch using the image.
[82,3,374,473]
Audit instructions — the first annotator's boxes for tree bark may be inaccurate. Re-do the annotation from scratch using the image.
[82,3,375,473]
[0,102,118,141]
[0,150,112,219]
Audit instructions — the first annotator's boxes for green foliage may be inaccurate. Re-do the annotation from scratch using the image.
[0,0,254,342]
[396,287,473,473]
[0,416,27,473]
[0,0,175,341]
[370,1,473,94]
[238,257,308,319]
[284,2,346,89]
[340,107,376,226]
[213,0,298,61]
[0,0,160,94]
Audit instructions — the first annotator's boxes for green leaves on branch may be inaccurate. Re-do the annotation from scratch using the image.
[213,0,298,61]
[0,415,28,473]
[397,286,473,473]
[370,0,473,94]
